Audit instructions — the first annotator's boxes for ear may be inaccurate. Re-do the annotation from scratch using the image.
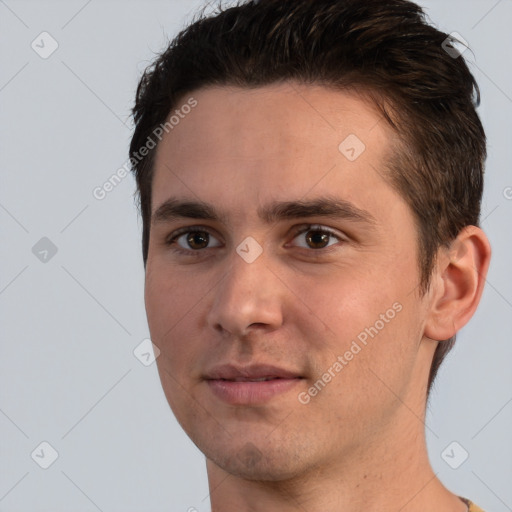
[424,226,491,341]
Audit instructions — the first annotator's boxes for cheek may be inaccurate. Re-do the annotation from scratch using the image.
[145,260,206,333]
[145,264,216,432]
[296,270,394,344]
[302,301,420,435]
[144,262,201,371]
[297,265,419,381]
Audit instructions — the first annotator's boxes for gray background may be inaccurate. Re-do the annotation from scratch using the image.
[1,1,511,511]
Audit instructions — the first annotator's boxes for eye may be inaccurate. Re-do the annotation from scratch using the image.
[289,224,345,250]
[166,227,222,253]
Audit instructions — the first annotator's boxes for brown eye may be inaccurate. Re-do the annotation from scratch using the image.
[167,227,222,254]
[186,231,209,250]
[305,230,331,249]
[290,224,345,251]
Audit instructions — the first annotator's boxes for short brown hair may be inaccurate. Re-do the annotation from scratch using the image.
[130,0,486,396]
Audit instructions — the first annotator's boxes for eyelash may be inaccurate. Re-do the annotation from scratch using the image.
[165,224,345,257]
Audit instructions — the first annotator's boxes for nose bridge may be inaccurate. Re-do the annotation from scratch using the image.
[208,245,283,335]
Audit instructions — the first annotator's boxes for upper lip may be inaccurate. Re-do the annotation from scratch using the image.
[204,364,303,381]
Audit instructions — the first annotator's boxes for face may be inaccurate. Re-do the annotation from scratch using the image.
[145,82,435,480]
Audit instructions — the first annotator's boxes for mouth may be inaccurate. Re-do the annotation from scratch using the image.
[219,376,290,382]
[204,364,305,405]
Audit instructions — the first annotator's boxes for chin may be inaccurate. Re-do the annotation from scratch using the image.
[204,439,309,482]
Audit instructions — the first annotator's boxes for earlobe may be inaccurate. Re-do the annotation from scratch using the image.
[424,226,491,341]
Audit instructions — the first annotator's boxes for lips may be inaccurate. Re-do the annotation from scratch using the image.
[205,363,302,381]
[229,376,280,382]
[204,364,304,405]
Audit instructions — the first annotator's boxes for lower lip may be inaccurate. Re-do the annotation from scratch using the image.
[206,378,302,405]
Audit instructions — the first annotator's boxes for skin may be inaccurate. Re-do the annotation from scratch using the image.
[144,82,491,512]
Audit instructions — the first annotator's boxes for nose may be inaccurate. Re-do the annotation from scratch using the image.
[206,246,284,338]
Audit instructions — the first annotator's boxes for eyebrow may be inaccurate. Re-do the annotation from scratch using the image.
[151,196,377,227]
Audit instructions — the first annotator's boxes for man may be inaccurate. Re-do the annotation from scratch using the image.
[129,1,491,510]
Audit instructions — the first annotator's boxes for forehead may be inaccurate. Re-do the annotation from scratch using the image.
[151,82,399,219]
